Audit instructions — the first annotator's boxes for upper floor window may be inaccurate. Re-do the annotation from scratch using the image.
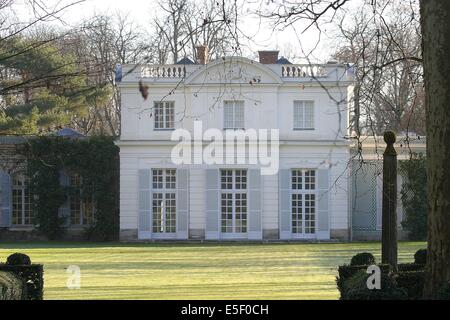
[154,101,175,130]
[293,101,314,130]
[70,174,95,226]
[12,174,33,225]
[224,101,244,129]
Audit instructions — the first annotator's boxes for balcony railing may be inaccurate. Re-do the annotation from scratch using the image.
[141,65,186,78]
[280,64,328,78]
[118,62,351,82]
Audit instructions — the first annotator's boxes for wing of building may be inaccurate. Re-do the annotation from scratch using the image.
[116,50,355,241]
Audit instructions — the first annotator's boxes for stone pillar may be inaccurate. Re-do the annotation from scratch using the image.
[381,131,398,270]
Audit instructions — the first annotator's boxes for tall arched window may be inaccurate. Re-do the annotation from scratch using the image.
[69,174,95,226]
[12,174,33,225]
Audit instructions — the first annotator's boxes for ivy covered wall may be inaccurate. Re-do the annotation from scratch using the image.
[19,136,119,241]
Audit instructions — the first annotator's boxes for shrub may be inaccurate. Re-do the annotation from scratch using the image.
[398,263,425,272]
[0,264,43,300]
[350,252,376,266]
[414,249,427,265]
[6,253,31,266]
[395,271,425,299]
[336,264,391,295]
[341,270,407,300]
[0,271,25,300]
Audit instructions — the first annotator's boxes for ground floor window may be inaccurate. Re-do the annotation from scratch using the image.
[70,174,95,226]
[220,169,247,234]
[291,169,316,235]
[12,174,33,225]
[152,169,176,233]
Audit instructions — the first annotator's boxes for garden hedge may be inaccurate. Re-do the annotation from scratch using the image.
[336,263,391,295]
[341,270,408,300]
[0,271,24,300]
[0,264,43,300]
[395,271,425,300]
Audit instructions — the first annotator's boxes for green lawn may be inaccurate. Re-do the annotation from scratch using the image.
[0,242,425,300]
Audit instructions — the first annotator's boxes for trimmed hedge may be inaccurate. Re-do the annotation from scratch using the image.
[397,263,425,272]
[0,264,43,300]
[341,271,407,300]
[395,271,425,300]
[0,271,25,300]
[414,249,427,265]
[337,252,428,300]
[6,253,32,266]
[336,264,391,296]
[350,252,376,266]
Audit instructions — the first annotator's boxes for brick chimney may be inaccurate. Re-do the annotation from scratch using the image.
[258,50,279,64]
[196,45,209,65]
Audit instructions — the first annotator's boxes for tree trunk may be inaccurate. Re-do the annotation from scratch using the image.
[420,0,450,299]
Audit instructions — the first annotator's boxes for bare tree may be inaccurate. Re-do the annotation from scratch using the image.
[332,1,424,136]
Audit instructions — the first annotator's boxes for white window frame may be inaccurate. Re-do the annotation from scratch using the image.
[11,174,33,226]
[220,169,248,238]
[291,169,317,238]
[223,100,245,130]
[69,174,95,226]
[293,100,315,130]
[154,101,175,130]
[151,169,177,235]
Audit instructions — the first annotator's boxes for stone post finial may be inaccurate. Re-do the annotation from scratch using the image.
[383,130,397,156]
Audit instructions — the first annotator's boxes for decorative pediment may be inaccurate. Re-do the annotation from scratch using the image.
[185,57,282,85]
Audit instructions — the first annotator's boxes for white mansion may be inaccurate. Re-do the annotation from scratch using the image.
[0,49,425,241]
[116,48,355,241]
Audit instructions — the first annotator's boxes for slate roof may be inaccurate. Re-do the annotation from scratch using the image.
[176,57,195,65]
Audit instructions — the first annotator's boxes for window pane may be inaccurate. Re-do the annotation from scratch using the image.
[292,170,302,190]
[292,193,302,234]
[24,188,33,225]
[12,189,22,225]
[165,193,176,233]
[293,101,304,129]
[154,102,163,129]
[305,194,316,234]
[304,170,316,190]
[221,170,233,190]
[235,170,247,189]
[152,193,163,233]
[152,169,164,189]
[234,101,245,129]
[70,189,81,225]
[224,102,234,129]
[235,193,247,233]
[165,169,176,189]
[221,193,233,233]
[304,101,314,128]
[165,102,175,129]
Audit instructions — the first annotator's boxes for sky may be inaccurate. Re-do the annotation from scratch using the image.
[12,0,364,63]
